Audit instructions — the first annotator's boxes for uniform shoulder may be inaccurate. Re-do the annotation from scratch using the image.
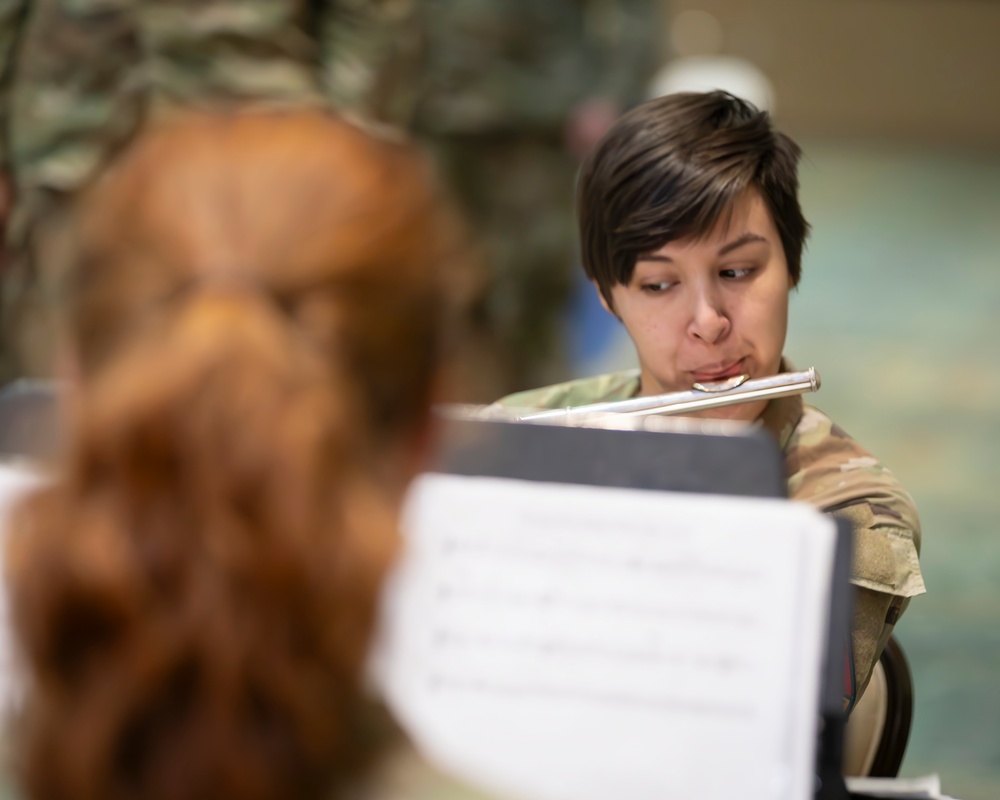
[787,403,924,595]
[786,404,917,524]
[494,370,640,411]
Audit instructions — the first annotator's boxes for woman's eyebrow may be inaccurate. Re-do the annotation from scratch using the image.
[717,232,767,256]
[637,232,769,263]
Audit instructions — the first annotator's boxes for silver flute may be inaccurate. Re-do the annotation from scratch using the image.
[515,367,821,421]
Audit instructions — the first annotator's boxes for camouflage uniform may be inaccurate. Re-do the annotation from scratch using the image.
[0,0,402,378]
[317,0,413,117]
[366,0,661,400]
[497,362,925,704]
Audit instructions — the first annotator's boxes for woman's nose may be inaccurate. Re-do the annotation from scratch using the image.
[687,289,731,344]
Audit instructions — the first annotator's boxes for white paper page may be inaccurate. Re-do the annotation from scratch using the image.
[0,463,45,717]
[844,774,947,799]
[374,475,838,800]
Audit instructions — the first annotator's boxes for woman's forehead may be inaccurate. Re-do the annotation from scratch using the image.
[643,191,779,260]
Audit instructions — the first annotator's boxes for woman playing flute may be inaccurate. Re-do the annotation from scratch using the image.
[496,91,924,710]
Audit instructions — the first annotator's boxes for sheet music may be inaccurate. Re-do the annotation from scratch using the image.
[374,475,838,800]
[0,463,45,717]
[845,774,958,799]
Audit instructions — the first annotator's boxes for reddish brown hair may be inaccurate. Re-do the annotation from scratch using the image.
[6,111,463,800]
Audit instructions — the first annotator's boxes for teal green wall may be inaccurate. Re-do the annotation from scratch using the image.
[790,143,1000,800]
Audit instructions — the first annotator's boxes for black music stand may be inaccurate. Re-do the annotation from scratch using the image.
[431,413,853,800]
[0,379,62,463]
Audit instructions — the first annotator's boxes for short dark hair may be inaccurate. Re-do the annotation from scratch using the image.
[577,91,810,305]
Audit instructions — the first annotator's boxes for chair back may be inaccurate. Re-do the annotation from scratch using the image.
[843,635,914,777]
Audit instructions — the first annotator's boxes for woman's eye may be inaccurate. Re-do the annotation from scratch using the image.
[720,267,756,280]
[641,281,675,293]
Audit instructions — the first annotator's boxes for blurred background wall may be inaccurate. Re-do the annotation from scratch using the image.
[676,0,1000,147]
[569,2,1000,797]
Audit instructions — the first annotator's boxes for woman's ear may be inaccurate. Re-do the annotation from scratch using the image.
[54,342,81,425]
[399,366,452,485]
[55,343,80,386]
[406,407,438,482]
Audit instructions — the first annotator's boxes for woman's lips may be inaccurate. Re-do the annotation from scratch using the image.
[689,359,747,383]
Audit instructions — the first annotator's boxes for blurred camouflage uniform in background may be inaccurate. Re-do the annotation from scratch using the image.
[0,0,403,379]
[346,0,662,399]
[0,0,663,397]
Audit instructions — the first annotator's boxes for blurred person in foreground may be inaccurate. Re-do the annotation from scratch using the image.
[2,110,500,800]
[497,91,925,708]
[0,0,404,381]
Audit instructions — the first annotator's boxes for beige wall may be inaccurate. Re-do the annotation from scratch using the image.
[666,0,1000,147]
